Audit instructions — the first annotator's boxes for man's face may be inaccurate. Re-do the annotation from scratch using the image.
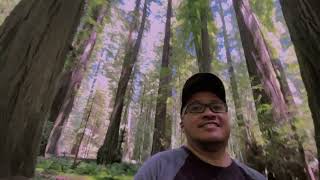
[181,91,230,145]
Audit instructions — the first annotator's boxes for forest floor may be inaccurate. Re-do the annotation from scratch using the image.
[34,157,138,180]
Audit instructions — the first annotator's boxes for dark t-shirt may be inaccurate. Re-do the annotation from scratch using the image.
[174,147,253,180]
[134,146,265,180]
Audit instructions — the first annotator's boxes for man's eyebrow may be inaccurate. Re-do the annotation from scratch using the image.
[208,100,224,104]
[187,100,202,104]
[189,100,224,104]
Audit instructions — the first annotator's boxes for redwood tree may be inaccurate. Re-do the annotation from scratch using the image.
[279,0,320,174]
[217,0,264,171]
[151,0,172,155]
[97,0,149,164]
[233,0,305,178]
[0,0,84,178]
[45,1,112,157]
[177,0,214,73]
[196,0,212,73]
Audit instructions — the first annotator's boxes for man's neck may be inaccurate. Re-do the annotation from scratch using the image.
[186,141,232,167]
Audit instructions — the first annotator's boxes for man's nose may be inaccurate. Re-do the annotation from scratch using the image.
[202,107,217,119]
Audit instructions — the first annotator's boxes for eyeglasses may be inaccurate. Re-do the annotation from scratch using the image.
[183,101,228,115]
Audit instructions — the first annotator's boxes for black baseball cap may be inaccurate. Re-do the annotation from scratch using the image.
[181,73,226,115]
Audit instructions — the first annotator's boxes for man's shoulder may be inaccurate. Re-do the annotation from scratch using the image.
[134,147,188,180]
[145,147,188,165]
[234,160,266,180]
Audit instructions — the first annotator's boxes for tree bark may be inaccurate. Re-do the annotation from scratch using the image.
[45,3,109,157]
[70,54,103,157]
[133,84,146,160]
[97,0,148,165]
[72,93,96,168]
[271,58,309,179]
[218,0,243,133]
[194,1,212,73]
[38,72,72,156]
[218,0,261,168]
[233,0,299,178]
[279,0,320,174]
[233,0,288,125]
[142,97,153,160]
[0,0,84,178]
[121,70,136,160]
[121,67,136,127]
[151,0,172,155]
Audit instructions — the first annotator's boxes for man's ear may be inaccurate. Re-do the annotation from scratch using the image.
[180,121,184,130]
[180,122,185,134]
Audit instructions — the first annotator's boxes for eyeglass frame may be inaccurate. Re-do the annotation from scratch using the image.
[182,101,228,116]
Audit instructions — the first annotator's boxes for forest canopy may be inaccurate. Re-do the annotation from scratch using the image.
[0,0,319,179]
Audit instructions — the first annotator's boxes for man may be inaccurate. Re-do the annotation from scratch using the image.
[134,73,265,180]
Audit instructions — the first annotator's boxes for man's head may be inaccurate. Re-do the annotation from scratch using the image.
[180,73,230,149]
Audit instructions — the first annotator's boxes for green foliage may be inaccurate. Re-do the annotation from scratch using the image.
[75,162,106,175]
[211,58,228,72]
[37,157,72,174]
[106,163,139,176]
[256,103,272,115]
[62,53,74,72]
[176,0,217,54]
[38,120,54,155]
[250,0,275,32]
[36,158,138,179]
[250,80,264,91]
[62,0,116,72]
[85,0,109,26]
[36,158,55,171]
[160,67,171,77]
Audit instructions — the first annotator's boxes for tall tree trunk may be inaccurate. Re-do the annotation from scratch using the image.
[38,72,72,156]
[0,0,84,178]
[279,0,320,174]
[218,0,244,136]
[219,0,246,149]
[151,0,172,155]
[45,3,109,157]
[133,84,146,161]
[218,0,264,170]
[97,0,149,165]
[232,0,301,178]
[193,1,212,73]
[142,97,153,160]
[165,87,173,149]
[121,67,136,127]
[258,1,314,175]
[199,6,212,73]
[272,58,311,179]
[70,54,103,156]
[233,0,288,125]
[121,69,135,160]
[72,93,96,168]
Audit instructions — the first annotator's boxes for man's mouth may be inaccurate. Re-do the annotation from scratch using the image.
[199,121,220,128]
